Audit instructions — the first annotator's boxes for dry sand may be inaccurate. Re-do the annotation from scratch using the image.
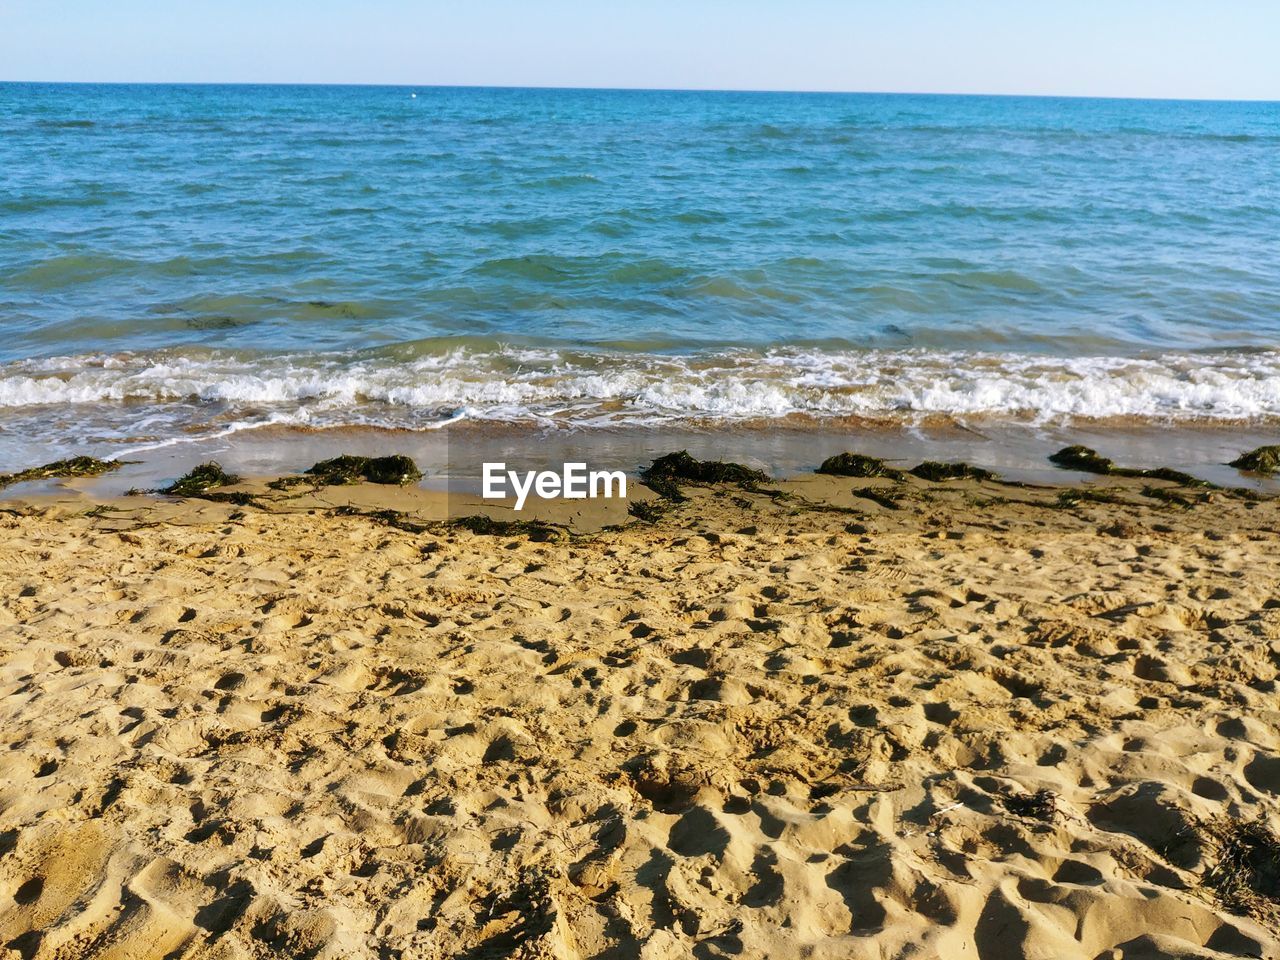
[1,466,1279,959]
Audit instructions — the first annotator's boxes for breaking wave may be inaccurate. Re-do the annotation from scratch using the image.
[3,346,1280,438]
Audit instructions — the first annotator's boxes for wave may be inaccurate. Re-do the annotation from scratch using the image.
[9,253,253,290]
[3,346,1280,432]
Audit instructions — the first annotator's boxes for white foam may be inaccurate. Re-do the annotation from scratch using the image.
[3,347,1280,434]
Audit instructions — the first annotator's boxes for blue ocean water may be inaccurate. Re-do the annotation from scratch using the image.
[1,83,1278,455]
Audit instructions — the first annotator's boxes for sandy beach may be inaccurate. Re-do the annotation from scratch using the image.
[2,455,1279,959]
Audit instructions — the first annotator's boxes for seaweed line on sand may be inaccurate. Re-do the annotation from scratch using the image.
[640,451,772,501]
[271,454,424,490]
[0,456,124,489]
[1049,445,1212,488]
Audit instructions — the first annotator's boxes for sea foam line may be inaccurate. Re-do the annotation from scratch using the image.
[3,347,1280,424]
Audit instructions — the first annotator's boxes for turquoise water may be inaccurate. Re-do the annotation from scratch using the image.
[1,84,1279,459]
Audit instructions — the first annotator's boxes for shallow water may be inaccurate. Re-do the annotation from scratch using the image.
[2,84,1278,466]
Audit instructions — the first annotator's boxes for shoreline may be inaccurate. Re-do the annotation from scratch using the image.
[3,421,1278,503]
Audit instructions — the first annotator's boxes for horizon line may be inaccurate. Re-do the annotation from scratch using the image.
[1,79,1277,105]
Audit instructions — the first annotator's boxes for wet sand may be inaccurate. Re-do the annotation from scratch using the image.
[2,459,1280,958]
[23,419,1280,501]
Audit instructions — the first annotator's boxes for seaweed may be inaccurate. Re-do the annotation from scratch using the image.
[815,453,905,481]
[304,454,423,486]
[1056,488,1128,509]
[1141,485,1209,508]
[1202,815,1280,922]
[1142,466,1213,486]
[191,491,259,507]
[854,488,905,511]
[1047,445,1116,474]
[627,500,666,523]
[1230,445,1280,476]
[82,503,128,518]
[640,451,770,500]
[909,461,998,483]
[331,506,567,540]
[449,515,568,542]
[1049,445,1211,487]
[162,462,241,498]
[332,505,431,533]
[0,456,123,489]
[786,499,862,517]
[1000,788,1057,822]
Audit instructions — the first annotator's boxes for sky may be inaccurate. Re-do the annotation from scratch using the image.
[1,1,1277,100]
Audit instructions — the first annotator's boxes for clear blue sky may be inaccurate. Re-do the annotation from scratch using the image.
[2,1,1277,100]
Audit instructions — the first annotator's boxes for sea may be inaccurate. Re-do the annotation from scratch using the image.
[1,83,1278,476]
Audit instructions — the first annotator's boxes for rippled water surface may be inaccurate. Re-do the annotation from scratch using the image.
[1,84,1278,460]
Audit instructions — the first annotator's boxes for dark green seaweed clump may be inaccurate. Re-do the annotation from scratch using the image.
[162,461,241,497]
[1203,815,1280,922]
[304,454,423,486]
[627,500,666,523]
[1049,445,1209,487]
[450,515,567,542]
[815,452,905,480]
[909,461,997,483]
[1230,445,1280,476]
[640,451,770,500]
[0,456,122,489]
[1048,445,1116,474]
